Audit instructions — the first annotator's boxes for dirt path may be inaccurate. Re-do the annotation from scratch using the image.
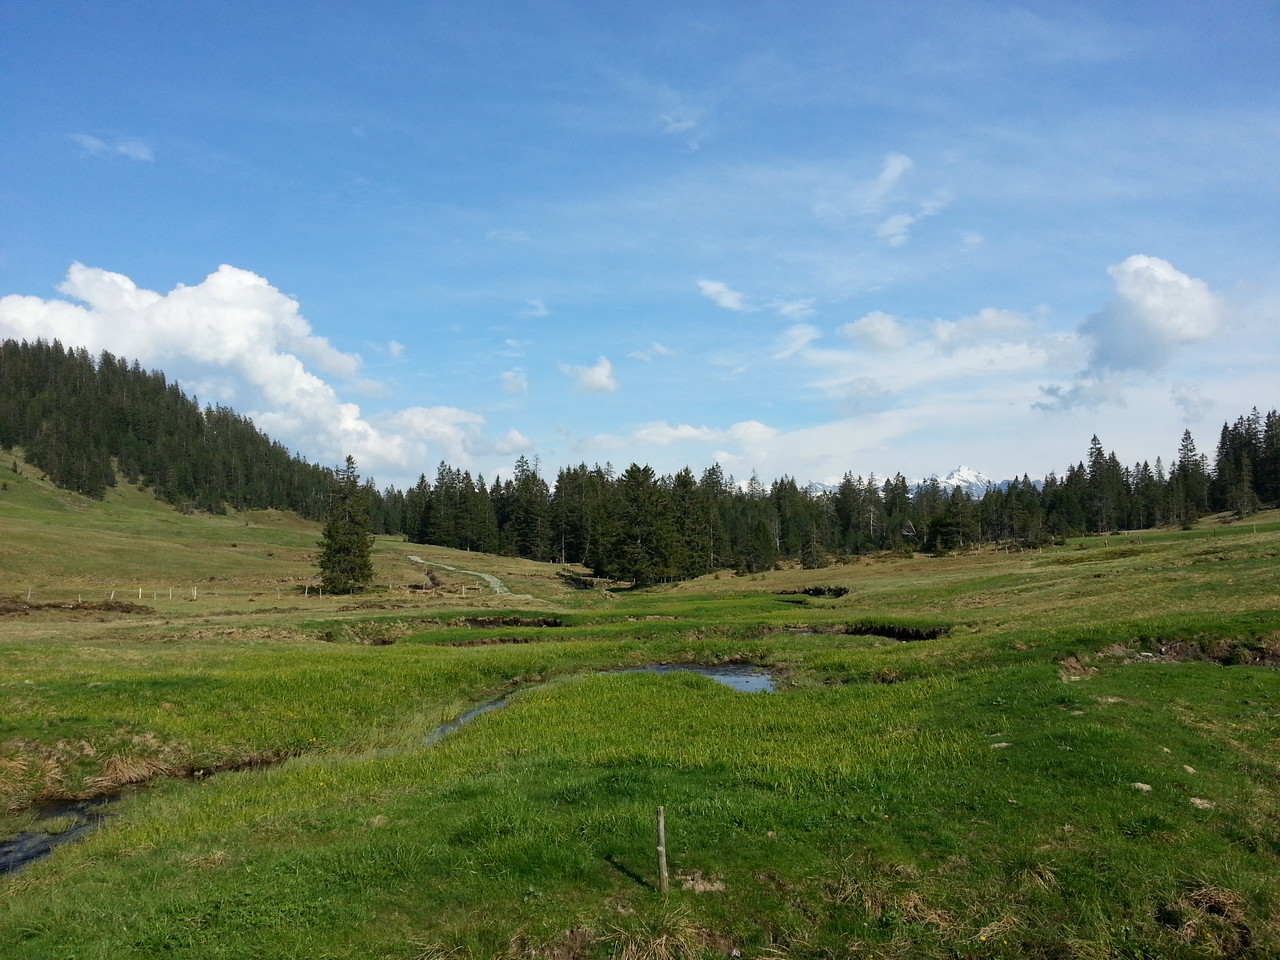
[407,556,510,595]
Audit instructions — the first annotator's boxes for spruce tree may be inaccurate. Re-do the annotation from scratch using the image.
[317,455,375,594]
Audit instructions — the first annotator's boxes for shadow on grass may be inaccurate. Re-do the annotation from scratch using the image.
[605,853,654,890]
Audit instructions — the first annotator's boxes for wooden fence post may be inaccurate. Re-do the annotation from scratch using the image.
[656,806,669,895]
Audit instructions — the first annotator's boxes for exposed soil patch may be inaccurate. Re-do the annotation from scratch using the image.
[451,616,564,628]
[779,622,949,642]
[1157,885,1256,956]
[1102,634,1280,668]
[777,586,849,598]
[442,635,546,647]
[0,598,156,617]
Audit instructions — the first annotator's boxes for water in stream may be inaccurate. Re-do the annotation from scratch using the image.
[1,663,777,874]
[0,794,124,876]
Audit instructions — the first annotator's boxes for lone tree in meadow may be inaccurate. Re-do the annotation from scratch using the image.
[317,455,374,593]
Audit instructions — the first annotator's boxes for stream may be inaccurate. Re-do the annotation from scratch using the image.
[0,662,777,876]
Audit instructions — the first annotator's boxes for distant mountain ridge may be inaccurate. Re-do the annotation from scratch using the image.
[805,466,1043,498]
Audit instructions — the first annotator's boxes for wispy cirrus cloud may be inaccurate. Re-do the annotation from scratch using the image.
[697,279,752,311]
[70,133,153,161]
[519,298,550,319]
[628,342,674,361]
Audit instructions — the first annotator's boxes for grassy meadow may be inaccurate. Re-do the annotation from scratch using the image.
[1,455,1278,959]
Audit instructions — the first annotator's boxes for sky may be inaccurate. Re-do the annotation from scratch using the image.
[1,1,1277,491]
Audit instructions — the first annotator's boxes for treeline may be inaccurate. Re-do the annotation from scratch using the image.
[4,338,1276,586]
[367,408,1278,585]
[0,338,332,517]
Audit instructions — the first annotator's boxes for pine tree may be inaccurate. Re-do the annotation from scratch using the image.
[317,455,375,593]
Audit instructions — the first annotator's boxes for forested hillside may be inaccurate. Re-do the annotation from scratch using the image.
[3,337,1276,585]
[369,411,1277,584]
[0,338,332,516]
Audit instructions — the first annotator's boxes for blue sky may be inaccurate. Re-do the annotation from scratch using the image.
[2,1,1277,490]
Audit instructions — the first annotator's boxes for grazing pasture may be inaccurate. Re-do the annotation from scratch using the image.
[1,460,1277,958]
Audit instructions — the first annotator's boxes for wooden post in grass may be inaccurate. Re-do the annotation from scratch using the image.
[656,806,669,895]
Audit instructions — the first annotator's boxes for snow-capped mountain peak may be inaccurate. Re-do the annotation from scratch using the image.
[916,465,996,496]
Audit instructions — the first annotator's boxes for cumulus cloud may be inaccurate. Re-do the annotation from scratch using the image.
[70,134,154,161]
[1083,255,1225,372]
[493,429,532,455]
[0,263,506,483]
[386,339,406,359]
[840,311,911,351]
[697,279,752,312]
[560,356,617,392]
[1038,256,1227,410]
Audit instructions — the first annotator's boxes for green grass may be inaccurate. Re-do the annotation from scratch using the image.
[1,460,1278,958]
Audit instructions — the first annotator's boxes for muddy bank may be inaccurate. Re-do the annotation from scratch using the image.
[778,622,949,642]
[0,598,156,617]
[1103,635,1280,668]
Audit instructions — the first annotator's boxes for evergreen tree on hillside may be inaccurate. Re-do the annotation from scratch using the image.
[317,456,374,594]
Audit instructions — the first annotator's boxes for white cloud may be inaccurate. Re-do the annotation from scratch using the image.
[840,311,911,351]
[697,279,752,312]
[1039,256,1227,409]
[520,298,550,318]
[815,152,915,222]
[932,308,1032,353]
[771,323,821,360]
[1083,255,1225,372]
[500,369,529,394]
[865,152,914,212]
[498,339,528,358]
[596,419,780,452]
[494,429,532,454]
[0,263,512,483]
[875,192,951,247]
[386,339,406,359]
[70,134,154,161]
[560,356,617,392]
[773,298,817,320]
[628,342,675,361]
[632,423,719,445]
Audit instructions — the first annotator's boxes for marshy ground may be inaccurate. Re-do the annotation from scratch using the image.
[1,463,1277,958]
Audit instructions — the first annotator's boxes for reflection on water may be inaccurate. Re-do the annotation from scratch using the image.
[0,794,123,876]
[611,663,778,693]
[4,663,778,874]
[424,663,776,742]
